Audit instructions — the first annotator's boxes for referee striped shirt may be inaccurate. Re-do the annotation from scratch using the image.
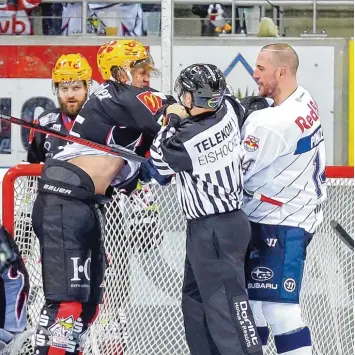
[150,99,245,220]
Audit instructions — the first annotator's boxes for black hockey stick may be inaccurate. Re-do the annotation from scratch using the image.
[0,113,146,163]
[0,113,289,206]
[330,220,354,251]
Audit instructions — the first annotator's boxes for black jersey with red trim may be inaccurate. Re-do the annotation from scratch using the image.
[27,108,75,163]
[61,80,176,160]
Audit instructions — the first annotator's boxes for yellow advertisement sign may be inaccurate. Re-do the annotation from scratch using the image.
[349,39,354,165]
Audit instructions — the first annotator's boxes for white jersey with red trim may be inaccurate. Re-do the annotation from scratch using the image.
[241,86,327,233]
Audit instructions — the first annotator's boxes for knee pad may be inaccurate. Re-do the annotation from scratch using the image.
[262,302,306,335]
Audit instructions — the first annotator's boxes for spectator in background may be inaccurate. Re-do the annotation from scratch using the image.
[191,4,211,36]
[40,2,63,35]
[238,5,260,35]
[61,2,145,36]
[142,3,161,35]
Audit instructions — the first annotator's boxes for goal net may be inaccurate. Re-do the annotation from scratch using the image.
[1,164,354,355]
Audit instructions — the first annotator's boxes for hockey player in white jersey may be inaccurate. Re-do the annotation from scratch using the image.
[241,43,327,355]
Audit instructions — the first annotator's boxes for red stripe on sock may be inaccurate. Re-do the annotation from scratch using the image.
[48,302,83,355]
[89,305,100,325]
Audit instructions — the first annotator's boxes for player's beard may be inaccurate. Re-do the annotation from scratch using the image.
[258,76,278,98]
[58,94,87,119]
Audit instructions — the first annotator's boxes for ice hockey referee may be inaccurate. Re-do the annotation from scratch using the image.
[150,64,262,355]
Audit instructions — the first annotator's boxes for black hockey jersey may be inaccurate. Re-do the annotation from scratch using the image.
[56,80,176,160]
[52,80,176,188]
[27,108,75,163]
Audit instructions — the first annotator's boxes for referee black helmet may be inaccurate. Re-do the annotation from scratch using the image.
[174,64,227,110]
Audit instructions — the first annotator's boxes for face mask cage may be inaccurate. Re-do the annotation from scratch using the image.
[130,53,160,78]
[174,80,184,105]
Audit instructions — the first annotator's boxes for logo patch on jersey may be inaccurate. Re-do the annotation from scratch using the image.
[52,124,62,132]
[39,113,59,127]
[136,91,163,115]
[284,278,296,293]
[244,135,260,152]
[48,315,74,349]
[251,267,274,281]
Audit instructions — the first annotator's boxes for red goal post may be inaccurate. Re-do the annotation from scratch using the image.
[1,163,354,355]
[2,164,353,233]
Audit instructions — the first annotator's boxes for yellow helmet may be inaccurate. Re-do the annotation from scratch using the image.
[97,40,157,80]
[52,53,92,87]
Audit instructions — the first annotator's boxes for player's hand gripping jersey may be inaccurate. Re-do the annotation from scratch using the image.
[54,80,176,184]
[242,86,326,233]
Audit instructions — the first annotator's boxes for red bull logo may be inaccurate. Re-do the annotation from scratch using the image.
[244,135,260,152]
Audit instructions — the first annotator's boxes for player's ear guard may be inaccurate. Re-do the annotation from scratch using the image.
[0,226,18,273]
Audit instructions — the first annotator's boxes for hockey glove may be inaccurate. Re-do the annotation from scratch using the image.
[162,104,188,127]
[140,158,172,186]
[240,96,270,122]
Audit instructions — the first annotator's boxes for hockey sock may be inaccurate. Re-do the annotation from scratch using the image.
[34,301,98,355]
[274,326,312,354]
[257,326,270,346]
[76,303,99,355]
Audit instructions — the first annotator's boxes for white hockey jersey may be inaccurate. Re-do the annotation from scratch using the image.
[241,86,327,233]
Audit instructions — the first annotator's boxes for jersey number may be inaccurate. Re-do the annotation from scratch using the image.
[242,159,255,175]
[312,151,326,198]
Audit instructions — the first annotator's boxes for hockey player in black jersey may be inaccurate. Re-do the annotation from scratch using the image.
[0,53,94,355]
[31,39,180,355]
[0,53,90,355]
[27,53,93,163]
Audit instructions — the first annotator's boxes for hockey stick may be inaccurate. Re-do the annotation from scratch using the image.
[0,113,285,206]
[330,220,354,251]
[0,113,146,163]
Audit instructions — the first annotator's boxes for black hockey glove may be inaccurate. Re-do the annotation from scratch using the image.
[240,96,270,124]
[140,158,172,186]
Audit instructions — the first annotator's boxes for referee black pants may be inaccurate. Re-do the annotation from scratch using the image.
[181,209,263,355]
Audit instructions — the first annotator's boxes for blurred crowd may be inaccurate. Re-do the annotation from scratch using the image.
[0,0,279,37]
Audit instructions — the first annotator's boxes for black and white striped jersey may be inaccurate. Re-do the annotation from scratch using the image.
[150,99,245,220]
